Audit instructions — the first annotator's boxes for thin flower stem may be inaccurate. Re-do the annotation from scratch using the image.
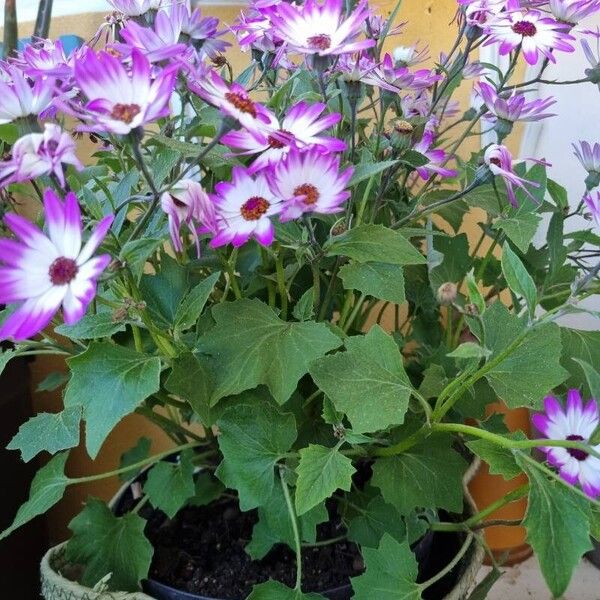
[341,292,366,332]
[70,442,205,484]
[279,466,303,591]
[302,535,346,548]
[432,422,600,461]
[275,245,288,320]
[132,494,151,515]
[420,533,474,591]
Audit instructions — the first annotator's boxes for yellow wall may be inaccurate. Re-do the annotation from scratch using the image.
[8,1,484,541]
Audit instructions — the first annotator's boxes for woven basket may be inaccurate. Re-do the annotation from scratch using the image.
[40,543,155,600]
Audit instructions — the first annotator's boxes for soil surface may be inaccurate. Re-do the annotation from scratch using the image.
[142,498,362,599]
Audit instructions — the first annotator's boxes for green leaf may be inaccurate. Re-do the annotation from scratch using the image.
[248,580,326,600]
[339,262,406,304]
[0,123,19,144]
[447,342,490,359]
[399,150,429,169]
[347,496,406,548]
[325,225,425,266]
[119,437,151,482]
[0,453,70,541]
[295,444,355,516]
[36,371,69,392]
[479,303,568,409]
[247,484,327,559]
[292,287,315,321]
[65,498,154,591]
[139,254,189,328]
[418,364,448,399]
[547,178,568,210]
[64,343,161,458]
[165,352,215,425]
[0,348,17,378]
[351,534,422,600]
[493,213,542,254]
[349,160,398,187]
[372,436,466,514]
[216,403,297,510]
[174,272,221,331]
[573,359,600,401]
[196,299,341,405]
[119,238,162,280]
[188,472,225,507]
[143,451,196,518]
[429,233,471,290]
[560,328,600,396]
[466,269,486,316]
[7,406,81,462]
[466,432,527,480]
[519,458,592,597]
[310,326,413,434]
[501,244,537,319]
[55,312,127,340]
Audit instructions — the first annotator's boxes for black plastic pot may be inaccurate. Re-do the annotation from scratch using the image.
[143,579,352,600]
[112,454,481,600]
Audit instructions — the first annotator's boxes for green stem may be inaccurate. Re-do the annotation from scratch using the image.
[420,533,474,591]
[342,292,366,333]
[71,442,204,484]
[432,422,600,461]
[280,466,303,590]
[302,535,346,548]
[275,245,288,320]
[355,174,377,226]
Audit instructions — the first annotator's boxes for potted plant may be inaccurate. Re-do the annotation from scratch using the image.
[1,0,599,598]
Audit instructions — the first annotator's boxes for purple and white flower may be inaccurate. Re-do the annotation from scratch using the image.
[232,9,282,54]
[476,81,556,122]
[0,190,113,341]
[179,4,230,58]
[210,167,282,248]
[392,43,430,67]
[484,144,541,206]
[0,64,55,125]
[584,191,600,227]
[380,54,441,90]
[413,130,457,180]
[189,69,271,138]
[15,39,74,80]
[574,140,600,173]
[107,0,164,17]
[548,0,600,25]
[221,100,344,172]
[69,48,176,135]
[336,54,401,92]
[533,390,600,499]
[458,0,508,27]
[115,7,187,63]
[484,9,575,65]
[161,179,218,255]
[0,124,82,189]
[267,146,353,222]
[268,0,375,57]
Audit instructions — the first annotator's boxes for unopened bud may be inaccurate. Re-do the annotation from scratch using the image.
[585,171,600,191]
[395,120,414,135]
[331,221,347,236]
[494,118,513,142]
[437,282,457,305]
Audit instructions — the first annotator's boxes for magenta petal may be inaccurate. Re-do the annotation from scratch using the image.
[543,395,563,419]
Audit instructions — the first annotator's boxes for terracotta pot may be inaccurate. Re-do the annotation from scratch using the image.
[468,402,533,565]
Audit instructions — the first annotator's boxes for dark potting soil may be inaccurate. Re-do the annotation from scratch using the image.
[142,499,363,599]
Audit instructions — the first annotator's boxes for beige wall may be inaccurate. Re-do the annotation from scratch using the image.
[7,1,486,541]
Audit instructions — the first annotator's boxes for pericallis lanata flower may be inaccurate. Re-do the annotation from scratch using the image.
[0,190,113,341]
[533,390,600,499]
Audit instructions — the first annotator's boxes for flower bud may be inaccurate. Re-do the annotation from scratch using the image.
[464,303,479,316]
[437,282,457,305]
[585,171,600,191]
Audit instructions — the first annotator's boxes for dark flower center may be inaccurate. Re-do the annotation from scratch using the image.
[512,20,537,37]
[42,140,59,154]
[307,34,332,50]
[489,157,501,167]
[171,195,187,209]
[267,129,293,149]
[111,103,141,124]
[241,196,270,220]
[49,257,78,285]
[225,92,257,117]
[294,183,320,205]
[566,434,588,461]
